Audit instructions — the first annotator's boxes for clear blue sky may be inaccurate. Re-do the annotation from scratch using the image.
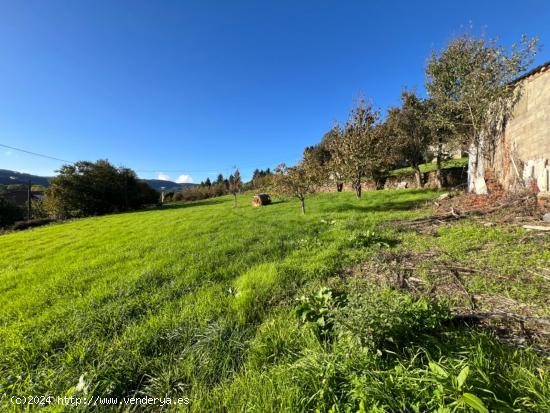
[1,0,549,182]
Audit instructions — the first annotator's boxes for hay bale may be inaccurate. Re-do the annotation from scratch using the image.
[252,193,271,207]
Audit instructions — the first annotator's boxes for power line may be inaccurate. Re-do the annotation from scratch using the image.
[1,142,300,175]
[0,143,74,164]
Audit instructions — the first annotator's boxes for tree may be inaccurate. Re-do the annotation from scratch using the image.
[204,177,212,187]
[386,91,431,188]
[305,124,344,192]
[44,160,158,219]
[228,169,242,207]
[0,198,24,227]
[251,168,273,190]
[426,34,538,194]
[272,158,319,214]
[329,99,390,198]
[424,99,461,189]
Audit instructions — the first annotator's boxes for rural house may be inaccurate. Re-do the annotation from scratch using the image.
[491,60,550,193]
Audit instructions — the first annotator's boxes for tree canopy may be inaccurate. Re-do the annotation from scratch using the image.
[426,34,538,193]
[44,160,158,218]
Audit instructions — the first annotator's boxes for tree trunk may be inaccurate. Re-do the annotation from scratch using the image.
[353,181,362,198]
[336,182,343,192]
[435,141,443,190]
[413,165,423,188]
[300,198,306,214]
[468,139,488,195]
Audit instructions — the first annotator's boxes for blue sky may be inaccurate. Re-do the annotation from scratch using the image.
[1,1,549,182]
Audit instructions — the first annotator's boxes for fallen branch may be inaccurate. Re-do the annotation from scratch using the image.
[522,225,550,231]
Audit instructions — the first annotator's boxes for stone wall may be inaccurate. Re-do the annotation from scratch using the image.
[384,167,467,190]
[492,63,550,192]
[318,166,467,192]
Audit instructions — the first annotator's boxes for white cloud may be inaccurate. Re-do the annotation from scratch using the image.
[157,172,171,181]
[176,174,193,184]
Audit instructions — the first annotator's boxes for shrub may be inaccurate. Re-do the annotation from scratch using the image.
[335,286,451,352]
[295,287,346,342]
[0,198,24,227]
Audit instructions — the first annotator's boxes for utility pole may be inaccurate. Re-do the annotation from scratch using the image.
[123,170,128,211]
[27,178,32,221]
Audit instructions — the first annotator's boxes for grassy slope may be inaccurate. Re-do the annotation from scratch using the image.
[389,157,468,177]
[0,190,548,412]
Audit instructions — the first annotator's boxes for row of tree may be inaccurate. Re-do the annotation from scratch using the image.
[169,170,244,206]
[271,33,539,212]
[2,33,539,223]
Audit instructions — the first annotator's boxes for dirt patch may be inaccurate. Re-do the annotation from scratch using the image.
[350,249,550,353]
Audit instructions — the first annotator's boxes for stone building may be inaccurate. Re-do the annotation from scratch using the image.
[491,60,550,193]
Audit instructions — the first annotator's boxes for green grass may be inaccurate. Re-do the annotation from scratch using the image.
[389,157,468,177]
[0,190,548,412]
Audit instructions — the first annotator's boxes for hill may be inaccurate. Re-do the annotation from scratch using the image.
[0,169,196,192]
[0,190,548,411]
[141,178,197,192]
[0,169,51,186]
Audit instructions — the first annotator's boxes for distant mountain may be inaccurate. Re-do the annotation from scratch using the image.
[0,169,51,186]
[141,179,197,192]
[0,169,196,192]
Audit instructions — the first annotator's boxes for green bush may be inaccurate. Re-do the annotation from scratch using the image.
[295,287,347,342]
[0,197,24,227]
[335,286,450,352]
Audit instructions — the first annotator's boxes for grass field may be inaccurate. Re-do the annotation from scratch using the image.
[0,190,548,412]
[388,157,468,177]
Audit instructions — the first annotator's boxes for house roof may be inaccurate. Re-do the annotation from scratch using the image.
[1,190,43,206]
[513,59,550,83]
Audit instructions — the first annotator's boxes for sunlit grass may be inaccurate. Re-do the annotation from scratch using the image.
[0,189,548,412]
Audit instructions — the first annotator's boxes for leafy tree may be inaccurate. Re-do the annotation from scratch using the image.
[273,158,319,214]
[204,177,212,187]
[251,168,273,190]
[426,34,538,194]
[321,124,345,192]
[304,125,343,192]
[228,169,242,207]
[329,99,390,198]
[0,198,24,227]
[44,160,158,218]
[386,91,431,187]
[424,99,461,188]
[215,174,224,185]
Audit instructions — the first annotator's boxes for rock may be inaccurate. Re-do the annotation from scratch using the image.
[483,222,495,227]
[543,212,550,223]
[397,181,408,189]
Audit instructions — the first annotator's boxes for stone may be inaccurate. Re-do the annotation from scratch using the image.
[543,212,550,223]
[397,181,408,189]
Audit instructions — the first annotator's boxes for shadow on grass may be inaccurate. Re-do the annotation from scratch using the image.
[153,197,229,211]
[320,190,437,214]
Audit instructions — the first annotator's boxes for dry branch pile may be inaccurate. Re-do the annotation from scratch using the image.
[350,249,550,353]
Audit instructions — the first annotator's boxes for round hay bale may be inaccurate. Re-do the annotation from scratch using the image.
[252,193,271,207]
